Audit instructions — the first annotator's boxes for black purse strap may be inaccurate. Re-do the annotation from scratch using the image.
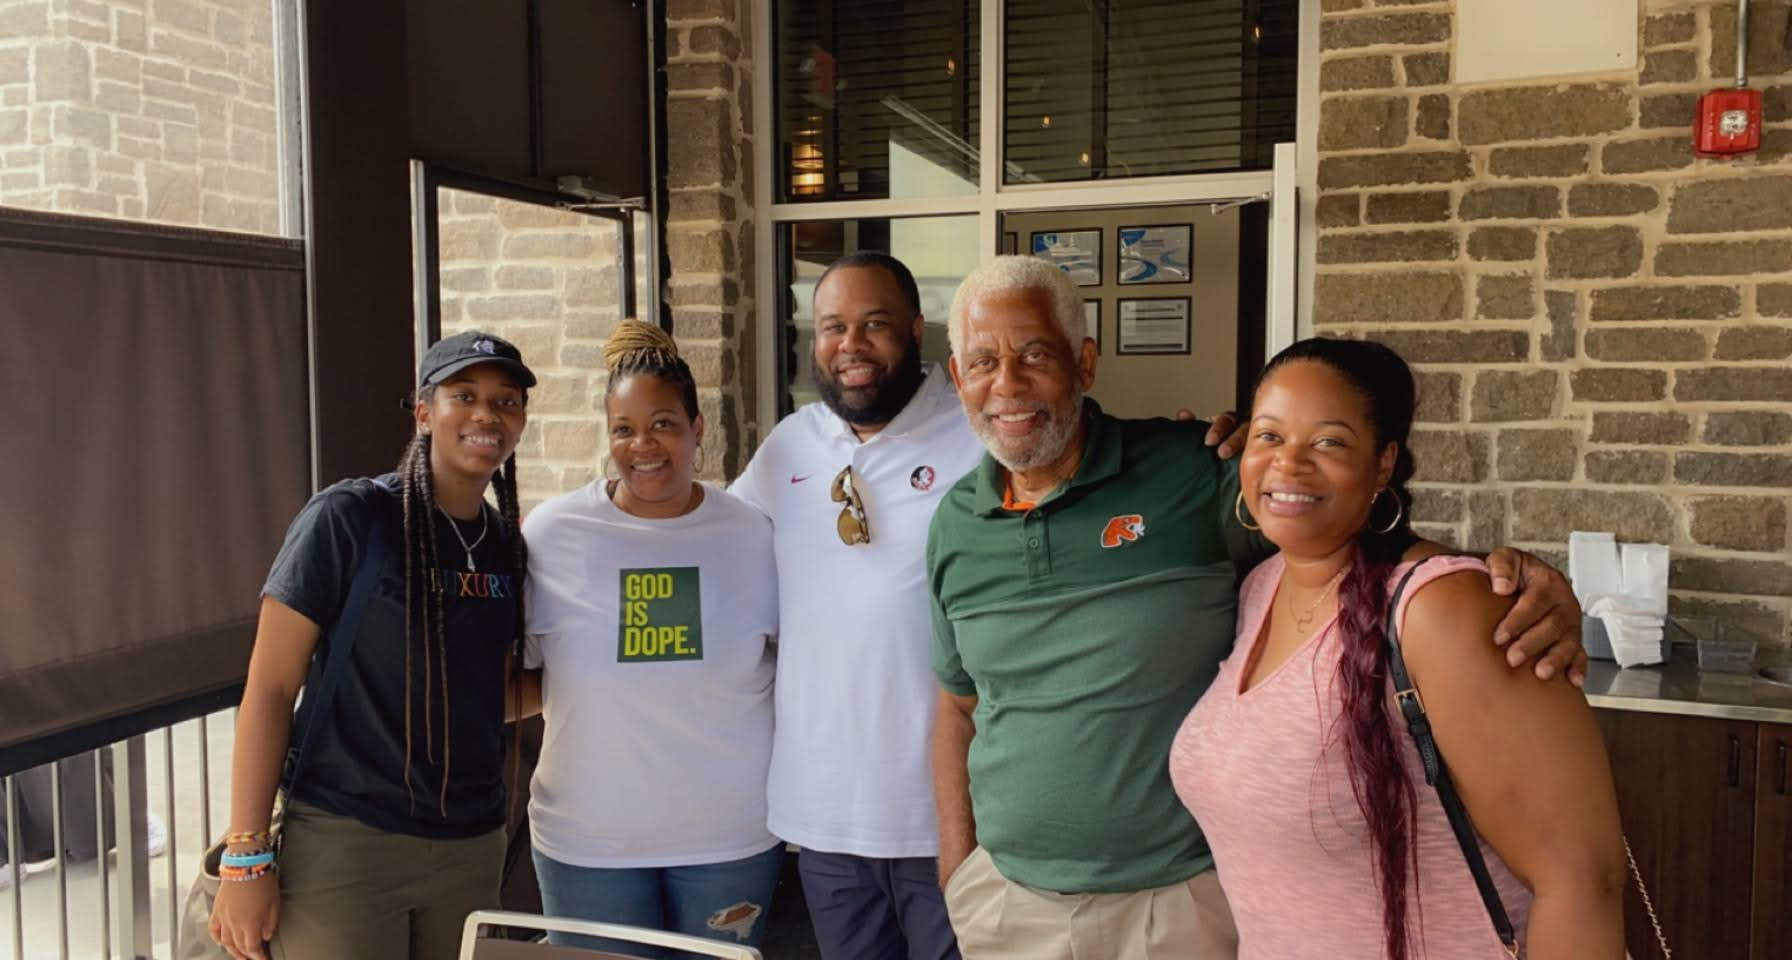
[1384,557,1521,958]
[282,499,392,795]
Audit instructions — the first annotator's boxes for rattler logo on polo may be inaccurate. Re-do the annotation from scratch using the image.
[1100,514,1146,548]
[618,567,703,661]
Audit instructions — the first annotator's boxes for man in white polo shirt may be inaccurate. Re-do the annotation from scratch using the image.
[730,252,983,960]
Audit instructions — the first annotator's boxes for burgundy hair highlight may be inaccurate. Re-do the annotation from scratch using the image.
[1257,338,1419,959]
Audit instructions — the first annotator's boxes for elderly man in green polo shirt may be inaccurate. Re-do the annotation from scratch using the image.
[925,255,1583,959]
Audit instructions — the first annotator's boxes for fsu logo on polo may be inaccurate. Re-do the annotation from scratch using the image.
[910,465,936,491]
[1100,514,1145,549]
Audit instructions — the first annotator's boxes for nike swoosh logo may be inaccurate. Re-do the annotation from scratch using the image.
[790,474,812,484]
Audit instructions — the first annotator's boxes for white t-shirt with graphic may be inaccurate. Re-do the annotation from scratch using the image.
[522,482,778,868]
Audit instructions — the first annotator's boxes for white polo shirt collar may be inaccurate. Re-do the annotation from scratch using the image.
[822,362,958,447]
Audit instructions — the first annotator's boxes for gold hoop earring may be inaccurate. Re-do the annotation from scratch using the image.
[603,457,620,482]
[1370,487,1405,535]
[1234,491,1261,532]
[693,446,707,475]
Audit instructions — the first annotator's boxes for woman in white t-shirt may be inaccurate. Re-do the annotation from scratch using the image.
[520,320,780,954]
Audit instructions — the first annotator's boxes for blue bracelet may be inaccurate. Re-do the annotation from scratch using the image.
[221,850,276,869]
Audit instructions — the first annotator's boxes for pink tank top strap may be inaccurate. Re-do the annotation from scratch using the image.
[1388,553,1490,638]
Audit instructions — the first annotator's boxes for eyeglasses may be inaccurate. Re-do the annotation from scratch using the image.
[831,465,871,546]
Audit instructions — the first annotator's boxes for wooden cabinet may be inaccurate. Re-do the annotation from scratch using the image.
[1597,710,1757,960]
[1596,710,1790,960]
[1753,723,1791,960]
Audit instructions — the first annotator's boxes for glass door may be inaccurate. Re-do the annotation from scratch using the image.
[409,164,651,508]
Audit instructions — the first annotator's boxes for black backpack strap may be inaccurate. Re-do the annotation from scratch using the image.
[1385,557,1521,957]
[283,506,392,794]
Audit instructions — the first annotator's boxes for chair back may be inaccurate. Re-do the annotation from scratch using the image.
[459,909,765,960]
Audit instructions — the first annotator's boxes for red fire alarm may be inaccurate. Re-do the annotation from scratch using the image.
[1695,0,1764,157]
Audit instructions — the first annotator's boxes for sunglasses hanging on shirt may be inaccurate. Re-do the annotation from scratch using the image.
[832,466,871,546]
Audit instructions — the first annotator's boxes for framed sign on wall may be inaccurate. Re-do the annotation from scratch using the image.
[1030,229,1102,287]
[1116,297,1191,355]
[1117,224,1193,285]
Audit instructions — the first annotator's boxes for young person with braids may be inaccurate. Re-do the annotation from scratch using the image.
[519,319,781,954]
[1169,338,1625,959]
[209,331,536,960]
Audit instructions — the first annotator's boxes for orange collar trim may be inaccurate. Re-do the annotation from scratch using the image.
[1001,480,1036,513]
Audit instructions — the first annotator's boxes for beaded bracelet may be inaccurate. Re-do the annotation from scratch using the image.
[219,862,276,882]
[225,830,272,846]
[221,850,276,870]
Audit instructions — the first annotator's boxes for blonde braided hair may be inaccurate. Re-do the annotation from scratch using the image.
[603,318,699,418]
[602,318,682,370]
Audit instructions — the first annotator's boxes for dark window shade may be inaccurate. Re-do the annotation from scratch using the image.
[406,0,648,201]
[1004,0,1297,183]
[406,0,534,179]
[537,0,648,198]
[0,210,310,761]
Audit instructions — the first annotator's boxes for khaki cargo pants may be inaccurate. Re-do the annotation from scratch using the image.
[269,801,506,960]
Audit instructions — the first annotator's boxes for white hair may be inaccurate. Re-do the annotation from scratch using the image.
[947,255,1085,358]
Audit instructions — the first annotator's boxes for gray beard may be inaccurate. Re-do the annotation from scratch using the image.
[971,391,1085,473]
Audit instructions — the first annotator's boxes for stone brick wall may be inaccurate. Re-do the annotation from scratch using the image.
[663,0,756,478]
[0,0,282,233]
[1315,0,1792,660]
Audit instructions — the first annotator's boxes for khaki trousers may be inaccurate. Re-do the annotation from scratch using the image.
[270,801,506,960]
[942,847,1238,960]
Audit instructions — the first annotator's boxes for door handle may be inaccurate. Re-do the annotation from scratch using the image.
[1777,740,1788,797]
[1728,736,1741,788]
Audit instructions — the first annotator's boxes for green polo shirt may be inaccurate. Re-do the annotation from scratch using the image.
[927,402,1273,894]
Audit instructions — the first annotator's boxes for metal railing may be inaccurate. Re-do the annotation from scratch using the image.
[3,710,234,960]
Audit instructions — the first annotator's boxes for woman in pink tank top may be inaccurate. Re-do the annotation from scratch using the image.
[1168,339,1625,959]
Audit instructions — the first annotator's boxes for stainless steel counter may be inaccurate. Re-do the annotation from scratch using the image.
[1584,653,1792,724]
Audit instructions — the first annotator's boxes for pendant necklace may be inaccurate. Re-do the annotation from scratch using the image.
[438,505,489,571]
[1290,568,1347,637]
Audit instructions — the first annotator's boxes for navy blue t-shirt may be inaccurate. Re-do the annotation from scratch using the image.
[263,473,517,839]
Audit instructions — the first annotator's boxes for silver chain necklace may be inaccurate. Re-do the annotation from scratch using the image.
[437,504,489,571]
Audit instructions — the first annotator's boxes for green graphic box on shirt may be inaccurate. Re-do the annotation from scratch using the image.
[618,567,703,662]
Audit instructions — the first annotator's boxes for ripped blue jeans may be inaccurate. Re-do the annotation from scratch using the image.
[532,843,783,958]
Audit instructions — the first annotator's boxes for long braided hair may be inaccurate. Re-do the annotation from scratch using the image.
[1257,338,1419,959]
[395,383,529,818]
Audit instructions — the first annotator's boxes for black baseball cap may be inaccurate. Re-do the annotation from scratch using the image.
[419,330,537,389]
